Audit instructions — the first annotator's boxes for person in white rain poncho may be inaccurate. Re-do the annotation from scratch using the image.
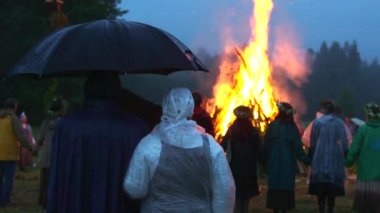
[124,87,235,213]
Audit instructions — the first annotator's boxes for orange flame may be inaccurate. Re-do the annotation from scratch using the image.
[208,0,278,139]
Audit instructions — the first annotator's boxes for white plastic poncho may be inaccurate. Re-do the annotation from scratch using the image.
[124,87,235,213]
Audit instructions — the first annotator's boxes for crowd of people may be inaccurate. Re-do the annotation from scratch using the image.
[0,73,379,213]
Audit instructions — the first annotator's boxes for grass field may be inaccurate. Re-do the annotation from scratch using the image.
[0,168,356,213]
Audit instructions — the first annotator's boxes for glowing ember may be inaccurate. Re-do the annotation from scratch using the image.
[208,0,278,139]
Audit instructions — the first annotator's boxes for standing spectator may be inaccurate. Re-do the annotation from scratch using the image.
[37,97,65,209]
[221,105,261,213]
[18,112,36,171]
[192,91,215,137]
[346,103,380,213]
[0,99,35,207]
[302,111,324,148]
[263,102,308,213]
[124,87,235,212]
[308,100,348,213]
[47,73,149,213]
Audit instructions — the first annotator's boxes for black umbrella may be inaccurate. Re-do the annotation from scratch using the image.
[7,19,209,77]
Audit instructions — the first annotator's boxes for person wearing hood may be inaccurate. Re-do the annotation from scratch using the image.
[47,73,149,213]
[263,102,309,213]
[36,97,65,209]
[0,98,36,207]
[308,100,348,213]
[345,102,380,213]
[124,87,235,213]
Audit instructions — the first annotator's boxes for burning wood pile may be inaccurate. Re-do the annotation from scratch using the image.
[207,0,278,140]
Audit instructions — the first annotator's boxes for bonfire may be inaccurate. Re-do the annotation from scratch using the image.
[208,0,278,140]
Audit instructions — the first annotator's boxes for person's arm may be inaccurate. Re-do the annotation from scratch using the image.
[36,119,48,146]
[10,114,33,151]
[294,127,309,165]
[261,124,274,166]
[308,121,320,163]
[253,128,264,165]
[123,136,152,199]
[345,126,364,167]
[206,114,216,138]
[220,129,231,151]
[27,124,36,145]
[209,137,235,213]
[340,122,349,156]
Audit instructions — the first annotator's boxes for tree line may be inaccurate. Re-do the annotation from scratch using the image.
[1,0,379,125]
[0,0,125,124]
[303,41,380,119]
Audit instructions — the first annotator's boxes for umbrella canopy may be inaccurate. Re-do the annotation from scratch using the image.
[7,19,209,77]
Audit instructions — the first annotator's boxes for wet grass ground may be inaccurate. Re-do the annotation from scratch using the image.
[250,177,355,212]
[0,168,356,213]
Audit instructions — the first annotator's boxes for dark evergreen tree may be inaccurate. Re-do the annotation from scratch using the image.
[0,0,127,124]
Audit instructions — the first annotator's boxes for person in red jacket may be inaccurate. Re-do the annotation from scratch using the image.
[191,92,215,137]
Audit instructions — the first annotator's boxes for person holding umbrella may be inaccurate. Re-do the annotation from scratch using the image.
[6,18,210,212]
[47,72,149,213]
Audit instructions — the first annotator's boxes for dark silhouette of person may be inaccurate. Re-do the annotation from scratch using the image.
[191,92,215,137]
[37,97,65,209]
[263,102,308,213]
[47,72,149,213]
[221,105,261,213]
[117,88,161,130]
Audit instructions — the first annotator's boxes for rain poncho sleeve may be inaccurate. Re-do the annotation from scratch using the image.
[124,133,235,212]
[208,137,236,212]
[123,134,160,198]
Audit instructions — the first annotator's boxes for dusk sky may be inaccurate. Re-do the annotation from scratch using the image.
[120,0,379,62]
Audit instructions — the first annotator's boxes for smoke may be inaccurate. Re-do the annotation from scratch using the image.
[271,22,311,116]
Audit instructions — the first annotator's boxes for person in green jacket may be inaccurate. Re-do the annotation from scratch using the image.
[346,102,380,213]
[263,102,309,213]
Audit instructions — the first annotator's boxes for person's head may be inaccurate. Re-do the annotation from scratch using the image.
[233,105,253,120]
[344,116,350,125]
[192,91,202,107]
[20,112,28,124]
[364,102,380,120]
[49,97,65,115]
[276,102,296,124]
[231,105,254,140]
[3,98,18,112]
[84,72,121,100]
[319,99,335,115]
[161,87,194,123]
